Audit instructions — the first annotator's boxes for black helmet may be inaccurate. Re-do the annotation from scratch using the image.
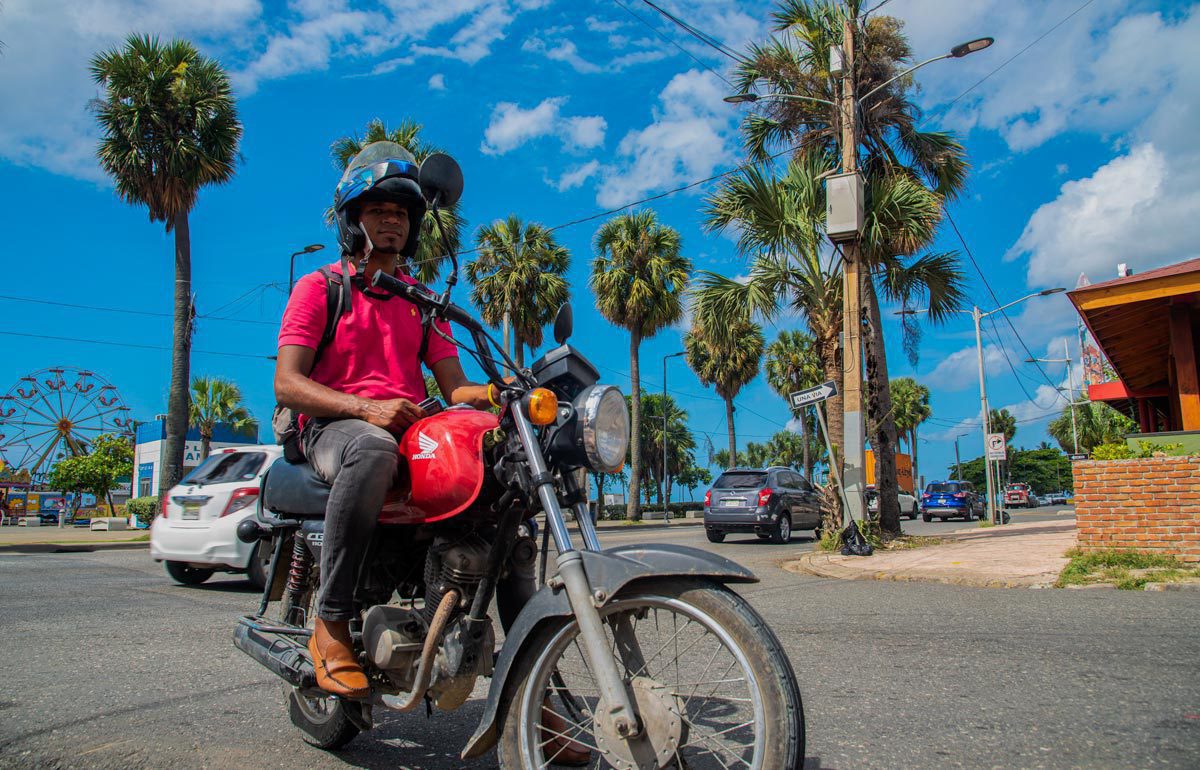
[334,141,427,257]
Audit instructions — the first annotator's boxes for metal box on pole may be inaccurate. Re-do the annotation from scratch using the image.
[826,171,864,242]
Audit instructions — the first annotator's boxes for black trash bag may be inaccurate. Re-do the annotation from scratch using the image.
[840,521,874,557]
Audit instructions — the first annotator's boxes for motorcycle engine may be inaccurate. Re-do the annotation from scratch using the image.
[362,535,494,697]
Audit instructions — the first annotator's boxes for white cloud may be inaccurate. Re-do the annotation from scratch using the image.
[556,161,601,192]
[481,98,606,155]
[924,344,1008,391]
[521,37,601,74]
[595,69,737,209]
[428,73,446,90]
[0,0,262,180]
[585,15,622,33]
[1006,143,1200,290]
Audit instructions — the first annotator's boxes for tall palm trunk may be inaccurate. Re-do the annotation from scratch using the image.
[200,430,212,461]
[724,396,736,468]
[162,212,192,498]
[626,330,643,521]
[862,278,902,536]
[911,427,920,491]
[594,472,605,518]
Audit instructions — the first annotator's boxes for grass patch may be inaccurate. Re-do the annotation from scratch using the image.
[1056,548,1200,590]
[885,535,946,550]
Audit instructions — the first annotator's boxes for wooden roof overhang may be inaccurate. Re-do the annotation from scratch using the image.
[1069,259,1200,394]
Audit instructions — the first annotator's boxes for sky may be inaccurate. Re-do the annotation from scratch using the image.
[0,0,1197,492]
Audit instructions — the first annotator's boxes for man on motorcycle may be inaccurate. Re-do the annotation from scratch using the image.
[274,143,495,699]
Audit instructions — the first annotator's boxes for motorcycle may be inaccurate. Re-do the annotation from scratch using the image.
[233,152,805,769]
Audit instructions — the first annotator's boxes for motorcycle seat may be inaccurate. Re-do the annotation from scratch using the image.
[262,457,330,517]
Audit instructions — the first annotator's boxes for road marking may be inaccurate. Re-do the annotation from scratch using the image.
[78,740,131,756]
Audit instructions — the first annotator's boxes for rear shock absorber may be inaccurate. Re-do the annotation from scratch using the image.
[282,534,313,626]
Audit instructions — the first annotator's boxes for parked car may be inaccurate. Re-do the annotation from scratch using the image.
[866,485,920,520]
[1050,491,1070,505]
[150,445,283,588]
[1037,494,1054,507]
[703,466,822,544]
[1004,482,1038,509]
[920,480,983,521]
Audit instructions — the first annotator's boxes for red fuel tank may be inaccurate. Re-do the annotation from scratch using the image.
[379,408,499,525]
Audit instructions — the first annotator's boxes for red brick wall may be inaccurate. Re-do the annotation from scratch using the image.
[1073,457,1200,563]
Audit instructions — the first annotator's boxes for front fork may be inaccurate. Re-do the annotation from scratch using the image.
[510,406,642,739]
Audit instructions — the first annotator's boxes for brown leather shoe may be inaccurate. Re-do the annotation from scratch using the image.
[540,695,593,766]
[307,618,369,699]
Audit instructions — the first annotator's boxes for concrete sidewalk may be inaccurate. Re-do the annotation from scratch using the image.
[787,518,1077,588]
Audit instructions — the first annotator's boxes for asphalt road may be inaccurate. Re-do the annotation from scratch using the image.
[1,507,1196,769]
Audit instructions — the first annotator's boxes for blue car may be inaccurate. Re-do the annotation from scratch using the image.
[921,480,983,522]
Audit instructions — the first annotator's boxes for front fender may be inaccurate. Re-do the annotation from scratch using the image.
[461,543,756,759]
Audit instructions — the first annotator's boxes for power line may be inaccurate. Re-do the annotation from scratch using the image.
[613,0,736,89]
[935,0,1100,116]
[0,293,279,326]
[0,330,274,360]
[637,0,749,65]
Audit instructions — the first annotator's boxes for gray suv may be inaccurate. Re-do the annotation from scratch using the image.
[703,467,822,544]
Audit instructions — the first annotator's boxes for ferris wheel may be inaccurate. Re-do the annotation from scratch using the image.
[0,367,134,482]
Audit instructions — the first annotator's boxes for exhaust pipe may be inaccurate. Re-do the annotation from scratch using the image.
[233,620,318,691]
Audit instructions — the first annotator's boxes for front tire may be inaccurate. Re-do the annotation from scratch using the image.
[165,561,213,586]
[496,579,804,769]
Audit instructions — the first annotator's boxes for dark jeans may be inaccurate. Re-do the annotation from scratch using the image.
[302,418,399,621]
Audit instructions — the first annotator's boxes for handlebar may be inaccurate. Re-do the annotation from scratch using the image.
[369,269,530,388]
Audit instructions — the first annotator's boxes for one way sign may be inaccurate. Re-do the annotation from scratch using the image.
[789,380,839,409]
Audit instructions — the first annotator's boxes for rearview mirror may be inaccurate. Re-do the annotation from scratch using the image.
[552,304,573,345]
[418,153,464,207]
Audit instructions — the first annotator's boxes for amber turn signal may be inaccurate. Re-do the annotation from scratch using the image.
[526,388,559,425]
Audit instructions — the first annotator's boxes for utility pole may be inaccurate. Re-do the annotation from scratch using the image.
[954,434,964,481]
[973,305,998,524]
[838,13,868,526]
[661,351,685,524]
[1064,338,1079,454]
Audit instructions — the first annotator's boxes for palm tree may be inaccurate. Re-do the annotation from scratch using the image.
[91,35,242,496]
[188,377,257,460]
[890,377,931,487]
[591,211,691,520]
[713,449,743,469]
[765,330,823,479]
[1048,401,1136,453]
[330,118,462,284]
[638,394,695,506]
[730,0,971,536]
[766,429,821,472]
[467,216,570,367]
[989,408,1017,445]
[684,322,765,468]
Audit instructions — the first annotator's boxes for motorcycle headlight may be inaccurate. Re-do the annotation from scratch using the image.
[578,385,628,474]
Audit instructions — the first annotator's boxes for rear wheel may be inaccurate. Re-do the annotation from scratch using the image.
[245,541,268,590]
[496,578,804,769]
[921,513,931,523]
[165,561,214,586]
[770,514,792,544]
[706,531,726,543]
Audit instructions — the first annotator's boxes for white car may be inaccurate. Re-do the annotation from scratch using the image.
[865,486,920,520]
[151,444,282,588]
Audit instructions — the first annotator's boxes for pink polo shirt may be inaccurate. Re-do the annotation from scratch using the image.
[278,262,459,424]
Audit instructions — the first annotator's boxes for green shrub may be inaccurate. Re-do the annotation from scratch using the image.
[1055,547,1199,589]
[126,496,159,525]
[600,502,698,520]
[1092,440,1185,460]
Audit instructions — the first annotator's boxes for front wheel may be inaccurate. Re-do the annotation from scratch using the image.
[496,578,804,769]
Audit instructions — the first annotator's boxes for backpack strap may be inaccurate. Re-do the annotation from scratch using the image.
[314,266,347,364]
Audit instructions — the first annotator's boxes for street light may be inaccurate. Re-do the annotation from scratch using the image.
[289,243,325,294]
[662,351,686,525]
[1026,337,1080,454]
[897,286,1065,524]
[859,38,994,104]
[722,92,836,107]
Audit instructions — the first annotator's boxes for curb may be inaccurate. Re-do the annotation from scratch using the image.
[784,551,1056,589]
[594,519,705,533]
[0,540,150,554]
